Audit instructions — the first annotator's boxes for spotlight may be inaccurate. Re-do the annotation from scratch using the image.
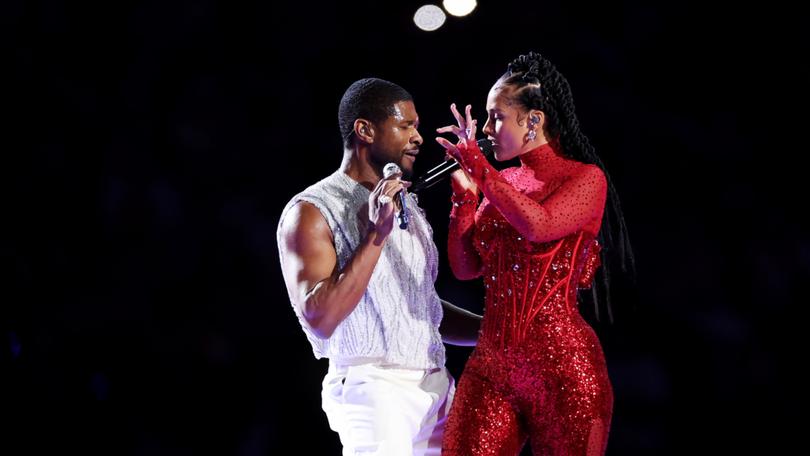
[414,4,447,31]
[442,0,477,17]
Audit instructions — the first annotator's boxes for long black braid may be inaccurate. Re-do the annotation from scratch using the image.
[503,52,635,322]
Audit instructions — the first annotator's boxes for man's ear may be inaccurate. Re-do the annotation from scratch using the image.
[355,119,374,144]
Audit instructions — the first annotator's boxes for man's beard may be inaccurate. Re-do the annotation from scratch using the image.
[400,163,413,180]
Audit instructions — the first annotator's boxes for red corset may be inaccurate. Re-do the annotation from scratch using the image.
[474,209,601,348]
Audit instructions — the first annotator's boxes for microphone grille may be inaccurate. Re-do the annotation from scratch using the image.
[383,163,401,179]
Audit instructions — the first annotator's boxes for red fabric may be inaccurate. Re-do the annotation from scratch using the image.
[443,142,612,455]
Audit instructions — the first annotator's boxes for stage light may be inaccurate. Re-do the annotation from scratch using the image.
[414,5,447,31]
[442,0,477,17]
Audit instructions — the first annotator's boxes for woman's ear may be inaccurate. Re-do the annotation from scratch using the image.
[527,109,550,144]
[529,110,544,129]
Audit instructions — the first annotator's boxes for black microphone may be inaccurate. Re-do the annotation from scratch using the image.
[383,163,409,229]
[411,138,494,193]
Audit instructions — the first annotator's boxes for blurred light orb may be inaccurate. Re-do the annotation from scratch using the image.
[443,0,477,17]
[414,5,446,31]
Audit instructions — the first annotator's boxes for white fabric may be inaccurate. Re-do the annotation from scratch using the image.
[277,170,445,369]
[321,362,455,456]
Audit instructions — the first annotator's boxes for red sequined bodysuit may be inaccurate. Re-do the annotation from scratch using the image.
[442,142,613,455]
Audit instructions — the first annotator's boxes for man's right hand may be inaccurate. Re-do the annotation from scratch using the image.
[368,171,410,242]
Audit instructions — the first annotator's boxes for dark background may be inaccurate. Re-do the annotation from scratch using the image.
[3,0,806,454]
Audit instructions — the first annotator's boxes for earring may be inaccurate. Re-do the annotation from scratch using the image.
[527,115,539,142]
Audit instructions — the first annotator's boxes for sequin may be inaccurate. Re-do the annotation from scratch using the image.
[445,142,612,455]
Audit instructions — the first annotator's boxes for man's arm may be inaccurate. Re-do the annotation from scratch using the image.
[439,299,481,346]
[277,175,405,339]
[278,202,386,339]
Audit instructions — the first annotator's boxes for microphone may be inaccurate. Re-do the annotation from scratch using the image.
[383,162,409,230]
[410,138,494,193]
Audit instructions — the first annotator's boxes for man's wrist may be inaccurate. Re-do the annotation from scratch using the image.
[366,221,389,246]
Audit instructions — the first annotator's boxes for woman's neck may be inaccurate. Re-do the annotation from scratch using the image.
[518,141,577,180]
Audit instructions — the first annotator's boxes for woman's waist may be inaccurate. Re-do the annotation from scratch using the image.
[477,308,597,348]
[481,280,579,321]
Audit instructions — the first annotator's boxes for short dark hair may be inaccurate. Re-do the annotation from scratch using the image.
[338,78,413,148]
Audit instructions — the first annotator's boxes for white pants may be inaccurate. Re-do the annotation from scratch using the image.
[321,362,455,456]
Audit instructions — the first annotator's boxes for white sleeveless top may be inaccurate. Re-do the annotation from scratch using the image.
[277,171,445,369]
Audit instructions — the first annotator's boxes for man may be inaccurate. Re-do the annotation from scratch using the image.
[276,78,480,455]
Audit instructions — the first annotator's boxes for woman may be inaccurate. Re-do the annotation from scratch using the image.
[435,52,633,455]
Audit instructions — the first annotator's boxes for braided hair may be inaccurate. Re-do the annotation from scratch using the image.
[502,52,635,322]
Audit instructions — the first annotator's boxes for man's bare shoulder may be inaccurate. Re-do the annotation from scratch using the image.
[279,201,333,249]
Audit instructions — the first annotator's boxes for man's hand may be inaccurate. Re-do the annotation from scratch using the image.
[368,170,410,242]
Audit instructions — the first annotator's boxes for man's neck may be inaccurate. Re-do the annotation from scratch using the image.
[339,148,381,191]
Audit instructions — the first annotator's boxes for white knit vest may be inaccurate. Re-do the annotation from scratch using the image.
[277,171,445,369]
